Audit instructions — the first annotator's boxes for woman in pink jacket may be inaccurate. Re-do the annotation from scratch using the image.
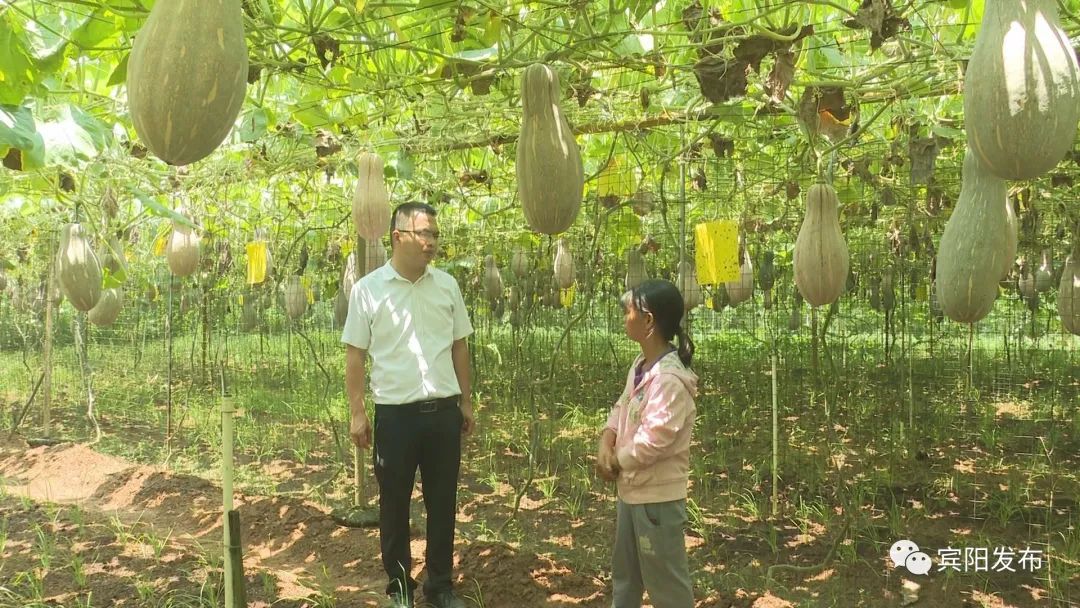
[597,279,698,608]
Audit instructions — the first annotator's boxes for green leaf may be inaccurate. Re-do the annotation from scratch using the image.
[72,9,118,49]
[480,12,501,46]
[615,32,653,57]
[454,46,497,63]
[239,108,269,142]
[69,105,112,151]
[0,16,36,106]
[929,123,964,141]
[0,105,41,150]
[0,105,45,168]
[386,150,415,180]
[131,188,194,228]
[629,0,656,21]
[419,0,455,10]
[606,206,642,252]
[39,105,111,162]
[33,41,68,75]
[107,53,129,87]
[292,91,333,128]
[103,265,127,288]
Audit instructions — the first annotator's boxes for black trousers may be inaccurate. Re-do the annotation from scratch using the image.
[373,398,462,598]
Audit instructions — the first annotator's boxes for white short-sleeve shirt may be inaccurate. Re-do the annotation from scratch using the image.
[341,261,474,404]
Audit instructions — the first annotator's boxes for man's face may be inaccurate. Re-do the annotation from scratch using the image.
[393,211,439,264]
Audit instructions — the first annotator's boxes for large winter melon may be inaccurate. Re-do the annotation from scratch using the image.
[1059,243,1079,335]
[937,150,1010,323]
[793,183,850,307]
[127,0,249,165]
[56,224,103,311]
[88,288,124,326]
[352,153,391,241]
[964,0,1080,180]
[516,63,584,235]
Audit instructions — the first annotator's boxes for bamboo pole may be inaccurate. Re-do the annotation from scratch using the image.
[42,258,56,438]
[227,510,247,607]
[220,366,237,608]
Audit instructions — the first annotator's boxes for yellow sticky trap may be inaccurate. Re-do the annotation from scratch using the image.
[153,229,169,256]
[916,284,928,302]
[238,294,244,306]
[694,221,740,285]
[304,276,315,305]
[247,241,269,285]
[559,286,575,308]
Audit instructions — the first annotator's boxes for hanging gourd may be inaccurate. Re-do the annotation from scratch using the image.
[725,248,754,306]
[517,63,584,235]
[241,297,260,332]
[127,0,248,165]
[554,239,574,289]
[364,237,387,276]
[676,259,703,311]
[1018,264,1037,299]
[101,236,126,277]
[788,294,803,331]
[353,153,391,241]
[511,247,530,278]
[166,215,201,278]
[88,288,124,326]
[625,248,647,291]
[1058,243,1079,334]
[1002,197,1018,279]
[543,276,563,309]
[711,285,729,314]
[758,250,776,309]
[283,275,307,320]
[793,183,850,307]
[1025,291,1041,314]
[333,290,349,328]
[56,223,103,311]
[483,255,504,303]
[508,286,521,313]
[964,0,1080,180]
[869,276,882,311]
[341,252,361,297]
[1035,250,1054,292]
[881,271,896,313]
[937,149,1010,323]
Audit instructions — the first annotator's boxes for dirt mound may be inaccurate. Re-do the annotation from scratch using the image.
[0,441,132,501]
[456,541,605,607]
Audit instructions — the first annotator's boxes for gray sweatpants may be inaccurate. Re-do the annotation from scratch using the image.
[612,498,694,608]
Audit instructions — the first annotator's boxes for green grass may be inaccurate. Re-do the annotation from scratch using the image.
[0,292,1077,605]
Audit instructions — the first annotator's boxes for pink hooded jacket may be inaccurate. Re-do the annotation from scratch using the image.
[604,350,698,504]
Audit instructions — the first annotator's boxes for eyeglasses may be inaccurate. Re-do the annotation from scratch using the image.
[396,229,441,241]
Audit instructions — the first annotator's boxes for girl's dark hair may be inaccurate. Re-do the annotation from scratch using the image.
[620,279,695,367]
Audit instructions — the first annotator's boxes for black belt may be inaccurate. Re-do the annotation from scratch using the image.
[375,395,459,413]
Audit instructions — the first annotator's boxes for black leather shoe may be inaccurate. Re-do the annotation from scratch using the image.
[427,590,466,608]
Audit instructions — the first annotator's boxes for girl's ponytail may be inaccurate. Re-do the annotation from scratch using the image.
[676,324,695,367]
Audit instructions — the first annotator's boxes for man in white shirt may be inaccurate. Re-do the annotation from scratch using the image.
[342,202,474,608]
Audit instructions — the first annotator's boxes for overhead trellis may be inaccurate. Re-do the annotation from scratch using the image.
[0,0,1078,245]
